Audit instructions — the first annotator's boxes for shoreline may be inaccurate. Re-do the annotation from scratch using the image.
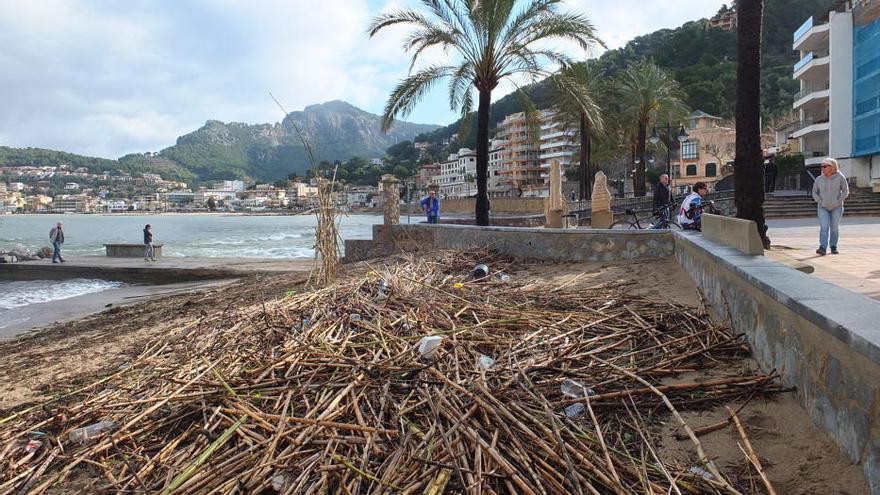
[0,279,234,339]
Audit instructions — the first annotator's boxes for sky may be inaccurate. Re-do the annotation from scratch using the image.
[0,0,725,159]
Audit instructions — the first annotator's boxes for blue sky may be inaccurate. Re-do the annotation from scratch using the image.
[0,0,724,159]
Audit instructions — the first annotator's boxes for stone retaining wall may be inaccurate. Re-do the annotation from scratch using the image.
[344,224,673,263]
[675,231,880,493]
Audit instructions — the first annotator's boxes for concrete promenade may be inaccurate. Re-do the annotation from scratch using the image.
[767,216,880,301]
[1,255,313,284]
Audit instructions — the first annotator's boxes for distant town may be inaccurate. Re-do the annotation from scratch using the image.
[0,165,383,214]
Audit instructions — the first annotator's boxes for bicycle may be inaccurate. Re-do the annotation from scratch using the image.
[609,204,681,230]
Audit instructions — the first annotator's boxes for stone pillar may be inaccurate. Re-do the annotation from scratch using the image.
[381,174,400,226]
[544,161,566,228]
[590,171,614,228]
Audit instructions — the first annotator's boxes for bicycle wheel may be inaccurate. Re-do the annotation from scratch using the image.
[609,220,638,230]
[666,220,683,230]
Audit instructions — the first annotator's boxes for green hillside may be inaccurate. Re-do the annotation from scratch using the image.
[416,0,835,148]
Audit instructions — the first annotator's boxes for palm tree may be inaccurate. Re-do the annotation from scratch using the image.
[734,0,770,247]
[548,62,606,200]
[367,0,602,225]
[617,61,688,196]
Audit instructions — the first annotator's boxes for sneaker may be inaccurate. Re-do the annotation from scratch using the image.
[831,247,839,254]
[816,247,827,256]
[145,258,150,261]
[59,258,66,263]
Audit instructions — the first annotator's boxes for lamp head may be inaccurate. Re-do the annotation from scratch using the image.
[677,125,689,143]
[649,127,660,145]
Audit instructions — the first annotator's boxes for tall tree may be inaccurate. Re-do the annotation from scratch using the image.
[617,61,688,196]
[734,0,770,247]
[549,62,606,200]
[367,0,602,225]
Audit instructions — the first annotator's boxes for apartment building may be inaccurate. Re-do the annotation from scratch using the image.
[496,112,543,196]
[792,2,880,187]
[539,111,577,194]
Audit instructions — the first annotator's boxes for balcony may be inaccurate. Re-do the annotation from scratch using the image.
[800,148,829,166]
[791,117,830,139]
[793,16,830,52]
[540,150,574,160]
[794,51,830,79]
[793,82,830,110]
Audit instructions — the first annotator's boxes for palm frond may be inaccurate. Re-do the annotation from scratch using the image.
[382,65,455,132]
[366,10,436,38]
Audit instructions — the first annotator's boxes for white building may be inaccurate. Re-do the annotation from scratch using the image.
[216,180,246,192]
[792,4,880,187]
[64,182,80,191]
[539,110,577,195]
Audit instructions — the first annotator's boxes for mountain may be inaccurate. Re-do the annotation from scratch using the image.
[155,100,439,182]
[0,100,439,183]
[415,0,835,149]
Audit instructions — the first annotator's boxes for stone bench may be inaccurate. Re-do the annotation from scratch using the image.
[701,213,764,255]
[104,243,163,258]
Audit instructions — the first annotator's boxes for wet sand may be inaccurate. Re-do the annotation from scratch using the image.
[0,279,234,339]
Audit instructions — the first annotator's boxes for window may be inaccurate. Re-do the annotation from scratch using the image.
[681,140,699,160]
[705,163,717,177]
[686,164,697,176]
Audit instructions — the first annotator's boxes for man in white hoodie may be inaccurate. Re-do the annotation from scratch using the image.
[812,158,849,255]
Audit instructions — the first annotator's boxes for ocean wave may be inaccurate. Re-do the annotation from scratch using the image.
[0,279,124,310]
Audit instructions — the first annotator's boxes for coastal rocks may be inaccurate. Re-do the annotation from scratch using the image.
[0,255,17,263]
[37,246,53,259]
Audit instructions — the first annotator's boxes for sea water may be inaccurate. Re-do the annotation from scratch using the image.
[0,213,383,259]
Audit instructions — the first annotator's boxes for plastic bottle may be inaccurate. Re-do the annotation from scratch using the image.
[564,403,585,418]
[68,421,116,444]
[472,264,489,278]
[494,272,510,282]
[377,279,390,294]
[417,336,443,359]
[560,379,595,399]
[688,466,715,481]
[477,355,495,370]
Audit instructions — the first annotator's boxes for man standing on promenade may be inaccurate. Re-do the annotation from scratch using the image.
[143,224,156,261]
[419,189,440,224]
[651,174,673,228]
[49,222,65,263]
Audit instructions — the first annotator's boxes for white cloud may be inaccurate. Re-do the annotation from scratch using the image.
[0,0,725,158]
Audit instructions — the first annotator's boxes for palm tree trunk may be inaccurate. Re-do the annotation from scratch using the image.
[579,113,592,200]
[475,89,491,226]
[635,121,647,196]
[734,0,769,246]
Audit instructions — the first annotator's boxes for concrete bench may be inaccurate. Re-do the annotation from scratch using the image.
[104,243,163,258]
[701,213,763,255]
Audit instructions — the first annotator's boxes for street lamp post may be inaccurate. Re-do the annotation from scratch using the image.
[649,122,689,181]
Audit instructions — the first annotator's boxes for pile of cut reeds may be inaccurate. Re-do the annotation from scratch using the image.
[0,250,782,494]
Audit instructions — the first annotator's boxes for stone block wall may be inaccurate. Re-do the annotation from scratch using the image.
[675,231,880,493]
[343,224,673,263]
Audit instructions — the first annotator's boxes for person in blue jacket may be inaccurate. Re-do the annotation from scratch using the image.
[419,189,440,224]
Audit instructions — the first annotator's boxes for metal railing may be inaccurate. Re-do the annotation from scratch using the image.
[567,190,736,217]
[793,82,830,101]
[792,116,830,132]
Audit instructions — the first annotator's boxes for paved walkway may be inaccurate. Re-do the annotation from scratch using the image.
[767,216,880,301]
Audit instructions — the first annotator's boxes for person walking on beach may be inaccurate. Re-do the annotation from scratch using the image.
[419,189,440,224]
[678,182,708,231]
[49,222,65,263]
[812,158,849,255]
[143,224,156,261]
